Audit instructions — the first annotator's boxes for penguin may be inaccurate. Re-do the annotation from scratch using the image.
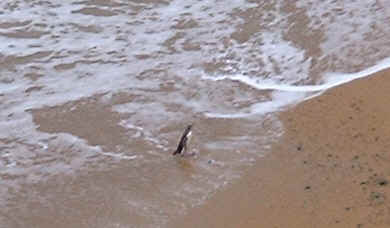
[173,124,193,156]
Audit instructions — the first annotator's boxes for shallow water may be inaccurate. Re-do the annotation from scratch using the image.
[0,0,390,227]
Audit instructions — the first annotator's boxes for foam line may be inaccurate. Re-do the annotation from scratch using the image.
[203,57,390,118]
[205,91,306,118]
[202,57,390,93]
[99,152,138,160]
[324,57,390,85]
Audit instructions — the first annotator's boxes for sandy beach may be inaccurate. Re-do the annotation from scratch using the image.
[1,2,390,227]
[170,69,390,228]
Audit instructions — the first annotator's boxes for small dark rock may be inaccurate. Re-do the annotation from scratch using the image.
[345,207,351,211]
[370,192,385,204]
[304,186,311,190]
[297,145,302,151]
[377,179,388,187]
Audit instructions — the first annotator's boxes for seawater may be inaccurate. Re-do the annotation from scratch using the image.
[0,1,389,227]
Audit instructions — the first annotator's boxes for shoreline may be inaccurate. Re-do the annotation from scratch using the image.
[169,68,390,228]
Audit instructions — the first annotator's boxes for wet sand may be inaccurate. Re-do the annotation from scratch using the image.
[170,69,390,228]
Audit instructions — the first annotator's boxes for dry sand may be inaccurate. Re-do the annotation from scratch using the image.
[170,69,390,228]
